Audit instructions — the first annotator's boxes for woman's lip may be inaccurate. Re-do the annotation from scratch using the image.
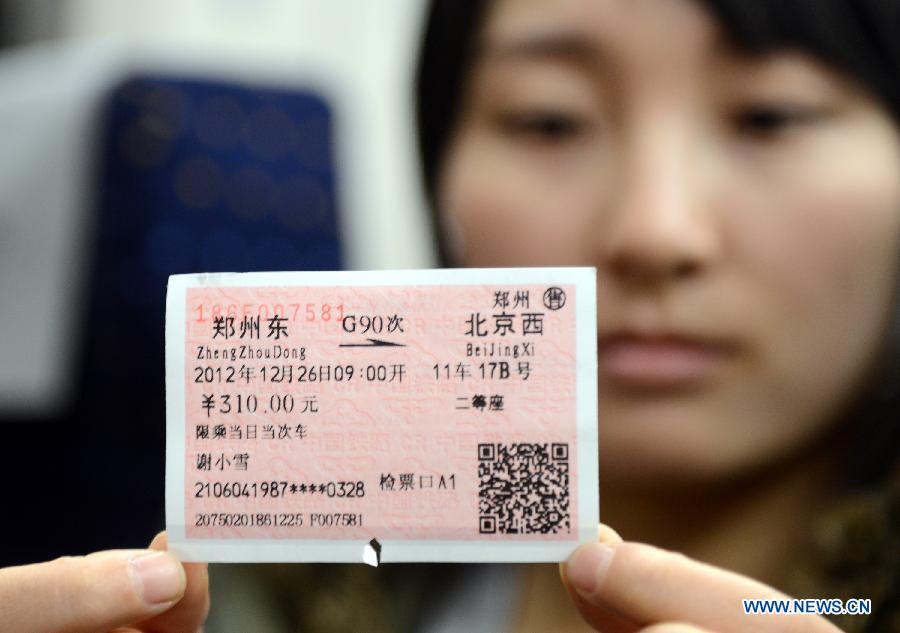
[598,334,736,389]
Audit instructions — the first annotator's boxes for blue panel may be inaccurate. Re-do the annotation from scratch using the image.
[0,75,343,562]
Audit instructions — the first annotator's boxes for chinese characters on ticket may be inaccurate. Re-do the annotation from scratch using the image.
[165,268,597,563]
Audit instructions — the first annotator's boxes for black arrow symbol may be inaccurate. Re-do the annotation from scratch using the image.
[338,338,406,348]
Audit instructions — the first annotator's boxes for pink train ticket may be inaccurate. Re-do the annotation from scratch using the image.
[165,268,597,563]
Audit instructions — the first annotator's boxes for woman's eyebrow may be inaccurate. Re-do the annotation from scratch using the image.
[479,31,604,68]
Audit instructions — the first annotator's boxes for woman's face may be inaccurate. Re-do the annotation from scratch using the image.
[439,0,900,486]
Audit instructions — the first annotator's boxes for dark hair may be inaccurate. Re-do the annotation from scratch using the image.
[415,0,490,265]
[415,5,900,627]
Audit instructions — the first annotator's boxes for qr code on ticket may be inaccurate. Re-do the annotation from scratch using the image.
[478,442,570,535]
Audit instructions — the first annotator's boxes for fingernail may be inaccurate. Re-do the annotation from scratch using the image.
[129,551,184,605]
[566,543,615,596]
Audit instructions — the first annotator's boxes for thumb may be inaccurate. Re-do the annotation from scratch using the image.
[561,524,637,632]
[559,523,624,584]
[0,549,187,633]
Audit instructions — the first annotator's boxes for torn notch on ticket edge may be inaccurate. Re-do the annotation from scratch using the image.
[363,538,382,567]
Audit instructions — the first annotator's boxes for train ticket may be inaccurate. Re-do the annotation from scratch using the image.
[165,268,597,563]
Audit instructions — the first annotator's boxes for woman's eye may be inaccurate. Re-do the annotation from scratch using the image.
[496,110,590,143]
[732,104,827,138]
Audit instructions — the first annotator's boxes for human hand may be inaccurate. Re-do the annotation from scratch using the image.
[561,525,841,633]
[0,531,209,633]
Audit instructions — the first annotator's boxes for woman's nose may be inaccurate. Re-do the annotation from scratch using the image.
[597,121,720,286]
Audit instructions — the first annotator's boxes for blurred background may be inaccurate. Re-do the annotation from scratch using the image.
[0,0,434,568]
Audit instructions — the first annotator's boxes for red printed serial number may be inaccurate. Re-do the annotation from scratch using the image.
[194,303,345,323]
